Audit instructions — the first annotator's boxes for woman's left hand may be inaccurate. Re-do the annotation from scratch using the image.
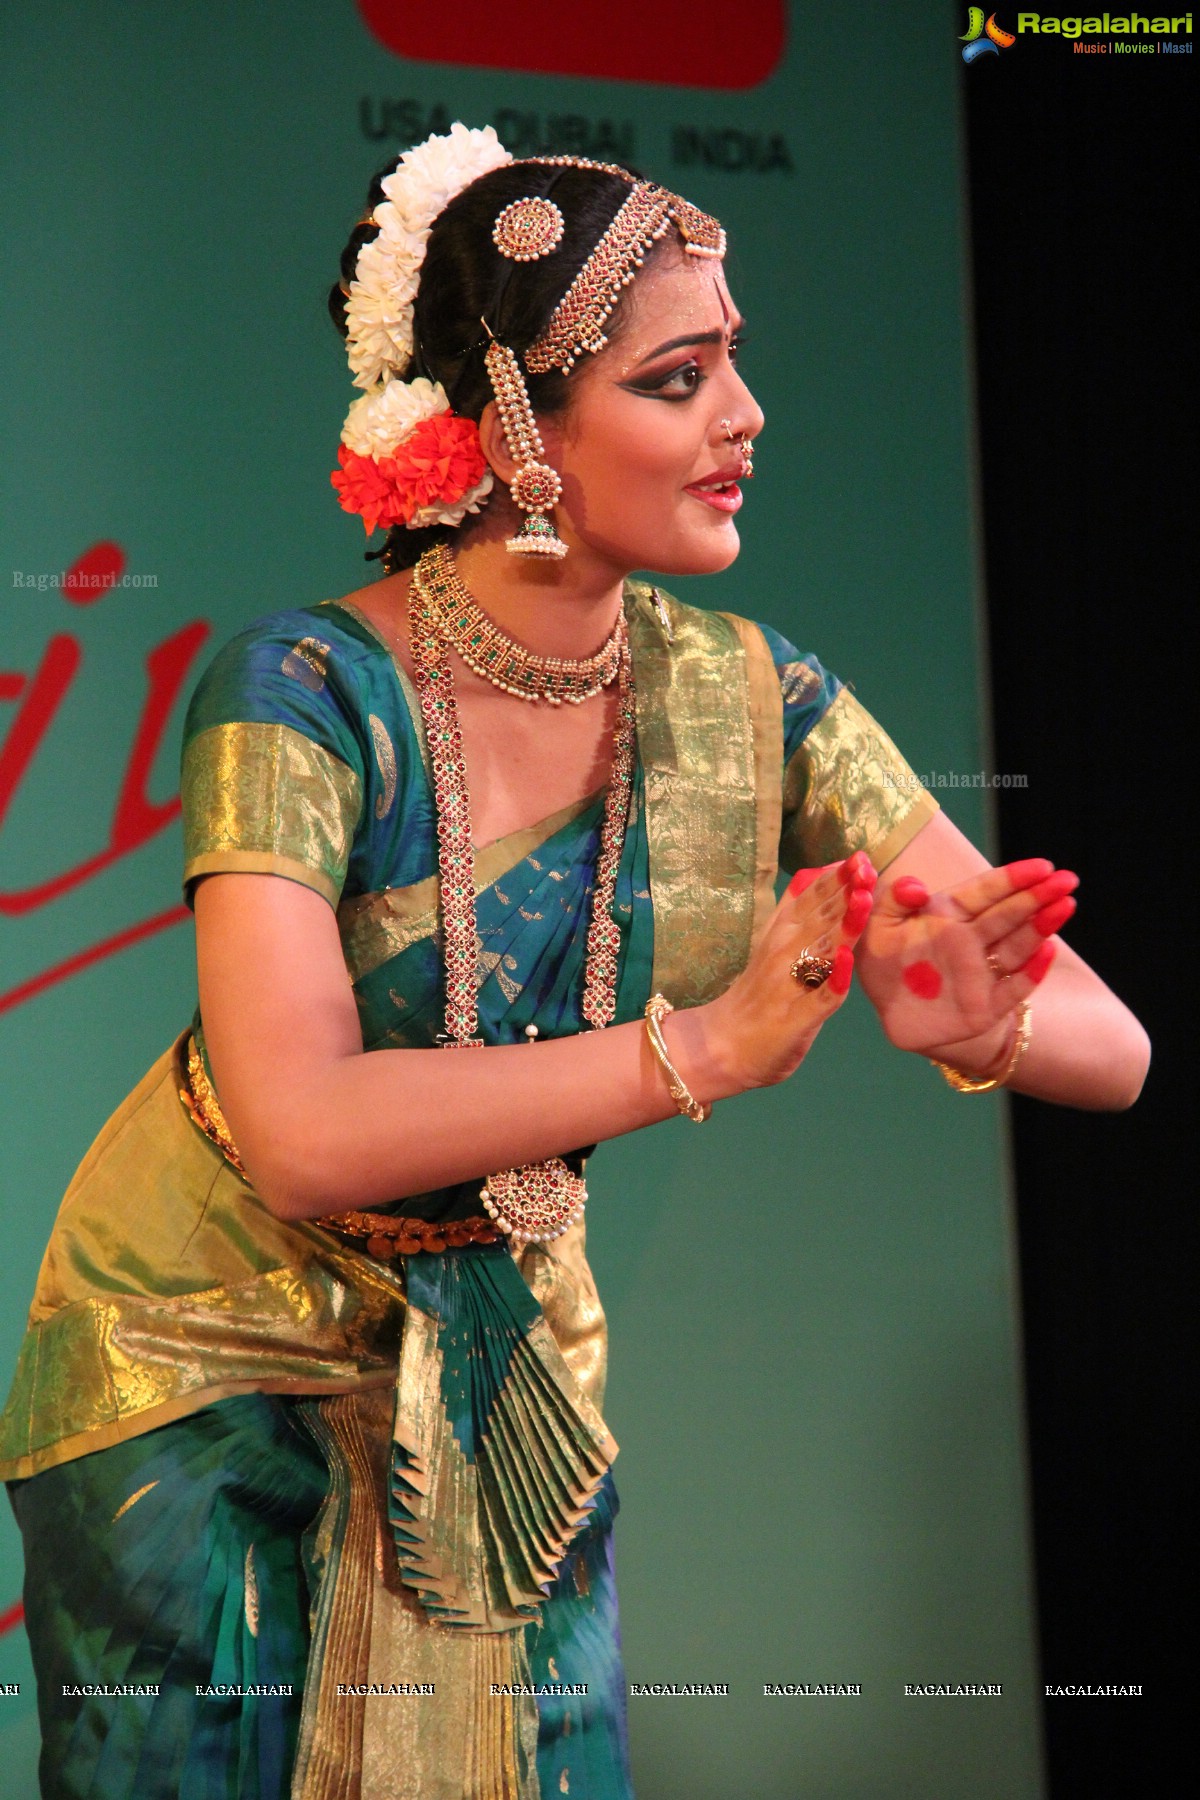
[855,857,1077,1061]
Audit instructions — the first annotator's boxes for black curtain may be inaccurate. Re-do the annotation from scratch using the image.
[961,25,1193,1797]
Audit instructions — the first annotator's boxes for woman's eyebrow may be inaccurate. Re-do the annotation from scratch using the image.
[628,321,745,370]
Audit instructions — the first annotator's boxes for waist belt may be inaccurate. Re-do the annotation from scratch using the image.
[177,1031,500,1258]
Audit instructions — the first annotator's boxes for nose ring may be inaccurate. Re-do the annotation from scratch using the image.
[721,420,755,480]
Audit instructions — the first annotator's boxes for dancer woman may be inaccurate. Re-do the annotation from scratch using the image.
[2,126,1148,1799]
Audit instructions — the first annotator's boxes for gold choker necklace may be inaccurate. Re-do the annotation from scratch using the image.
[416,541,624,706]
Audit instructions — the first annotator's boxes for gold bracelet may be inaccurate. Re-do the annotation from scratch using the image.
[932,999,1033,1093]
[644,993,711,1123]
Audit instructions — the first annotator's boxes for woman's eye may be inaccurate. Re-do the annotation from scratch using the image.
[660,363,703,394]
[625,336,746,400]
[630,361,704,399]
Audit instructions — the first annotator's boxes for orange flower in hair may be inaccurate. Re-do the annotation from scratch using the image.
[388,414,490,527]
[330,444,409,535]
[331,412,492,534]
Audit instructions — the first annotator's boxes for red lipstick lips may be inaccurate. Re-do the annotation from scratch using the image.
[688,461,744,487]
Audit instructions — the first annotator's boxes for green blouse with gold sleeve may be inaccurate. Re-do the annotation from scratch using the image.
[0,583,938,1487]
[757,618,940,877]
[178,589,939,1032]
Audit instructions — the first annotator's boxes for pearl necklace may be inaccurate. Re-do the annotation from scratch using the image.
[417,540,625,705]
[407,546,637,1246]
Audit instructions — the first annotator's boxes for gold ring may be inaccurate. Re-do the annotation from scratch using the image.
[986,952,1009,981]
[790,948,835,990]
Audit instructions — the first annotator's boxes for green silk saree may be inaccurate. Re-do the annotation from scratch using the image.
[2,582,936,1799]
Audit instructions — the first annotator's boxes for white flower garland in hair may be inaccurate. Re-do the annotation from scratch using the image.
[340,376,450,459]
[332,124,512,536]
[345,123,511,391]
[335,376,493,531]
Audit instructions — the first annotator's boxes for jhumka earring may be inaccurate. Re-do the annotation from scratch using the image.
[486,194,570,559]
[484,337,568,558]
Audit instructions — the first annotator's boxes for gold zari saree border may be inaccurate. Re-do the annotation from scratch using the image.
[780,685,940,874]
[182,719,363,910]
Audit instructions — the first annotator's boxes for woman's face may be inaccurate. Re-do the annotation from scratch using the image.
[536,245,765,582]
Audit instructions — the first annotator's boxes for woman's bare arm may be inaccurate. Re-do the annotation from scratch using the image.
[858,810,1150,1110]
[194,858,872,1220]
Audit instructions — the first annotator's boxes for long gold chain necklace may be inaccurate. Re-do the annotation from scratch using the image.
[418,540,624,705]
[408,546,637,1246]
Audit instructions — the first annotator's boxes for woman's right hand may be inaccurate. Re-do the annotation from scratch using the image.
[671,852,877,1098]
[194,852,876,1217]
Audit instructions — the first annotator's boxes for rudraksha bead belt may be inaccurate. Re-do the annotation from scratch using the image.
[178,1034,500,1256]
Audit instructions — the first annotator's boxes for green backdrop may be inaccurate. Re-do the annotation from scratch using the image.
[0,4,1044,1794]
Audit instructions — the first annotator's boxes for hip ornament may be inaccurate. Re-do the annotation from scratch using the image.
[480,1160,588,1248]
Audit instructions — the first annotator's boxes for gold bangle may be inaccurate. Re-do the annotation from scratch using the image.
[644,993,711,1123]
[932,999,1033,1093]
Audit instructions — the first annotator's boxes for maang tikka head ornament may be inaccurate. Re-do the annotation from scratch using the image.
[330,129,726,561]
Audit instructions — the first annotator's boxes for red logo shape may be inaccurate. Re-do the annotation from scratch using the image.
[64,540,126,605]
[1,541,210,1015]
[356,0,786,90]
